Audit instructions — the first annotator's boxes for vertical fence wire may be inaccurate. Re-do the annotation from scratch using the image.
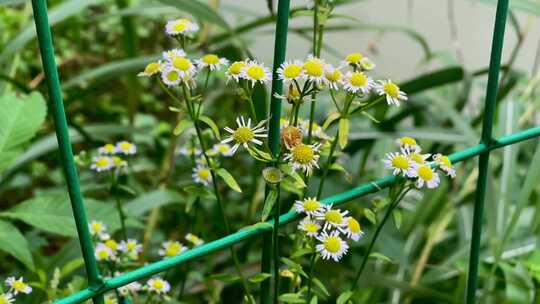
[261,0,291,303]
[30,1,105,303]
[465,0,509,303]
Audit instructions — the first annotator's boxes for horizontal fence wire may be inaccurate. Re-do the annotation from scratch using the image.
[54,125,540,304]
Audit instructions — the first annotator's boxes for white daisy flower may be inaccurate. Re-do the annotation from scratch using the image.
[316,230,349,262]
[298,218,321,237]
[168,56,197,79]
[344,217,363,241]
[360,57,376,71]
[178,146,201,157]
[294,197,323,215]
[376,80,407,106]
[165,18,199,36]
[433,154,456,178]
[222,116,267,154]
[212,143,234,157]
[91,156,113,172]
[158,241,187,258]
[284,143,321,175]
[147,277,171,294]
[192,165,212,186]
[0,293,14,304]
[5,277,32,295]
[162,48,186,61]
[314,205,349,230]
[225,61,247,83]
[160,65,182,87]
[118,281,142,296]
[383,152,415,177]
[115,141,136,155]
[94,243,115,261]
[118,239,143,256]
[138,61,162,77]
[343,71,373,94]
[396,136,420,152]
[302,55,326,85]
[241,60,271,86]
[196,54,229,71]
[342,52,364,68]
[323,64,343,90]
[89,221,107,238]
[98,143,117,155]
[277,60,304,84]
[104,239,119,253]
[185,233,204,246]
[410,165,441,189]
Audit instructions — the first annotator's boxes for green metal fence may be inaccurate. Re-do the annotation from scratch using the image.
[28,0,540,303]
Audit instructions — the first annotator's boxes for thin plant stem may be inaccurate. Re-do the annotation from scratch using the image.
[316,131,339,199]
[305,240,317,300]
[272,187,281,304]
[111,173,128,241]
[350,185,411,290]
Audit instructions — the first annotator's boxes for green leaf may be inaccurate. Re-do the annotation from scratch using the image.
[369,252,392,263]
[322,112,341,130]
[261,188,278,221]
[363,208,376,224]
[338,118,349,149]
[0,219,34,270]
[157,0,231,29]
[216,168,242,193]
[198,115,221,140]
[125,189,183,216]
[290,247,313,259]
[279,293,305,303]
[280,163,306,188]
[336,290,354,304]
[309,296,318,304]
[60,258,85,278]
[312,277,330,297]
[173,119,192,136]
[0,93,47,174]
[210,273,241,282]
[392,209,402,230]
[248,273,272,283]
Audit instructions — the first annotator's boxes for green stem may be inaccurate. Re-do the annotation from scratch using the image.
[316,130,339,199]
[350,184,411,290]
[112,174,128,241]
[305,240,317,300]
[272,187,281,304]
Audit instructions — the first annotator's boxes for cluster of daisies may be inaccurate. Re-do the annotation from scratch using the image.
[178,141,235,186]
[89,221,204,299]
[89,141,137,172]
[295,198,362,262]
[0,277,32,304]
[383,137,456,188]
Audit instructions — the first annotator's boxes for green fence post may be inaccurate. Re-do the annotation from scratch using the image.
[465,0,509,303]
[30,1,105,303]
[261,0,291,303]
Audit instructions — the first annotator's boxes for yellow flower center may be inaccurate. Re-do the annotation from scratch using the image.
[323,236,341,253]
[302,199,320,212]
[384,82,400,98]
[105,240,118,252]
[103,143,115,152]
[399,136,417,146]
[127,242,137,251]
[246,66,266,80]
[151,280,164,290]
[349,72,367,87]
[229,61,246,75]
[325,69,342,82]
[438,155,452,167]
[346,52,363,64]
[166,70,180,82]
[233,127,255,144]
[325,210,343,224]
[0,294,12,304]
[217,145,230,153]
[144,62,160,75]
[172,19,189,32]
[172,57,192,71]
[303,222,319,233]
[417,166,434,181]
[291,144,315,165]
[96,157,110,168]
[202,54,220,65]
[348,218,361,233]
[105,298,115,304]
[391,155,409,170]
[165,243,182,257]
[410,153,424,164]
[283,64,302,78]
[97,249,109,260]
[12,281,26,292]
[303,59,323,77]
[197,168,211,180]
[91,222,102,233]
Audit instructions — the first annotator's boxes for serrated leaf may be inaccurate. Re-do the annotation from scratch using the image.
[198,115,221,140]
[364,208,376,224]
[369,252,392,262]
[216,168,242,193]
[338,118,349,149]
[248,273,272,283]
[173,119,192,136]
[261,188,278,221]
[336,290,354,304]
[0,219,34,270]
